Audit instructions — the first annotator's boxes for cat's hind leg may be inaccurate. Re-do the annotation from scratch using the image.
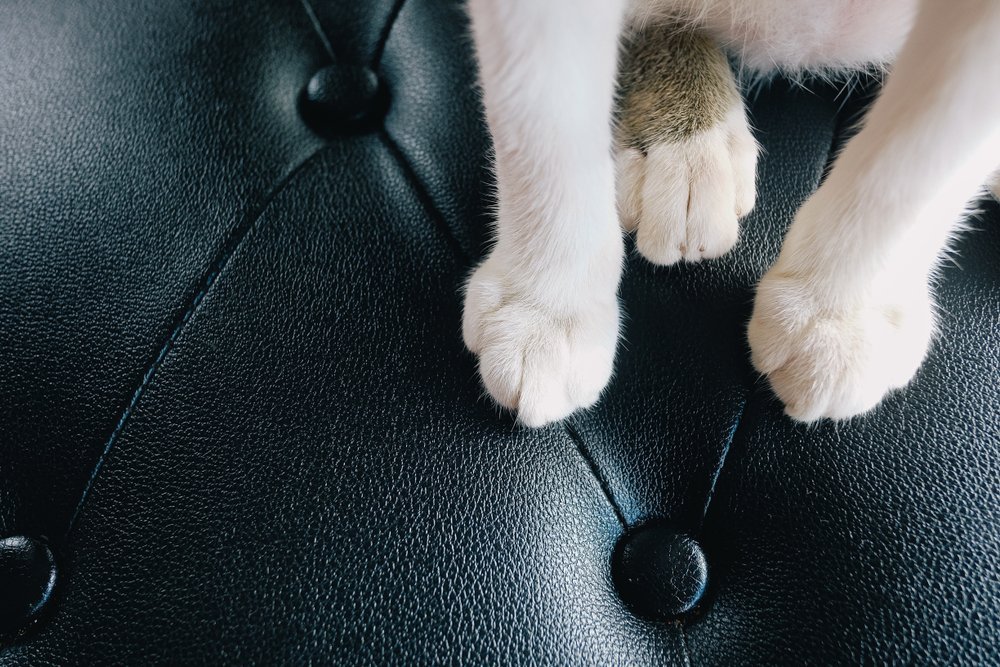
[616,24,758,265]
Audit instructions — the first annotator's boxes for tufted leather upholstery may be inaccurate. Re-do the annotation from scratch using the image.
[1,0,997,664]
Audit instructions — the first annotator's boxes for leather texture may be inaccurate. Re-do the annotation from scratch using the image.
[0,0,997,664]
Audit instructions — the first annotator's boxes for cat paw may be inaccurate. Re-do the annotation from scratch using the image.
[462,257,619,428]
[616,105,758,265]
[748,270,934,422]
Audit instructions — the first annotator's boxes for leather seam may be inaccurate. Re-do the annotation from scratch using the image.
[378,129,470,263]
[368,2,467,261]
[64,0,416,541]
[696,94,843,535]
[371,0,624,540]
[305,2,463,262]
[564,421,627,530]
[372,0,409,69]
[676,620,694,667]
[299,0,407,68]
[695,395,746,533]
[63,147,329,543]
[299,0,338,61]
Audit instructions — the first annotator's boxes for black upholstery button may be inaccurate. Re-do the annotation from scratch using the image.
[301,62,384,134]
[612,525,708,619]
[0,536,58,635]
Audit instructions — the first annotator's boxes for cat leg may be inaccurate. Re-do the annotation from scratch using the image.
[615,23,758,265]
[748,0,1000,421]
[463,0,627,427]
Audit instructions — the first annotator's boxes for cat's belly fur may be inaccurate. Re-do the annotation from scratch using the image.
[630,0,919,72]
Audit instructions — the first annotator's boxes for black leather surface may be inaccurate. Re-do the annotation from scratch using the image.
[0,0,328,542]
[1,0,997,664]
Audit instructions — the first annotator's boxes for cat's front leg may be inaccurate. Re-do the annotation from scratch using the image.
[464,0,626,427]
[748,189,938,421]
[749,0,1000,422]
[616,24,758,265]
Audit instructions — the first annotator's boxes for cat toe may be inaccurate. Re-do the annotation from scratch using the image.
[463,258,620,428]
[616,105,758,266]
[748,270,934,423]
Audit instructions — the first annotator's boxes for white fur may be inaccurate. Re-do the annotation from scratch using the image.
[749,0,1000,420]
[467,0,1000,426]
[628,0,917,74]
[464,0,627,427]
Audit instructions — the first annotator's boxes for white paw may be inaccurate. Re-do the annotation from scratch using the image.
[616,105,758,265]
[462,256,619,428]
[748,270,934,422]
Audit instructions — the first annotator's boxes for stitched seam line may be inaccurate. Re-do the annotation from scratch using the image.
[378,129,470,264]
[564,421,627,529]
[696,91,845,535]
[695,395,746,533]
[301,0,407,68]
[380,101,631,541]
[372,0,408,69]
[676,620,693,667]
[299,0,337,61]
[63,147,328,543]
[371,0,620,539]
[63,0,416,542]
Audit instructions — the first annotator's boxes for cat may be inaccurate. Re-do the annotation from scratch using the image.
[462,0,1000,427]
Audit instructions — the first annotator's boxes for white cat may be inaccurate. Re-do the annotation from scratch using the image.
[463,0,1000,427]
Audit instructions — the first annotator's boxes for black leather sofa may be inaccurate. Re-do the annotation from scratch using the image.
[2,1,998,664]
